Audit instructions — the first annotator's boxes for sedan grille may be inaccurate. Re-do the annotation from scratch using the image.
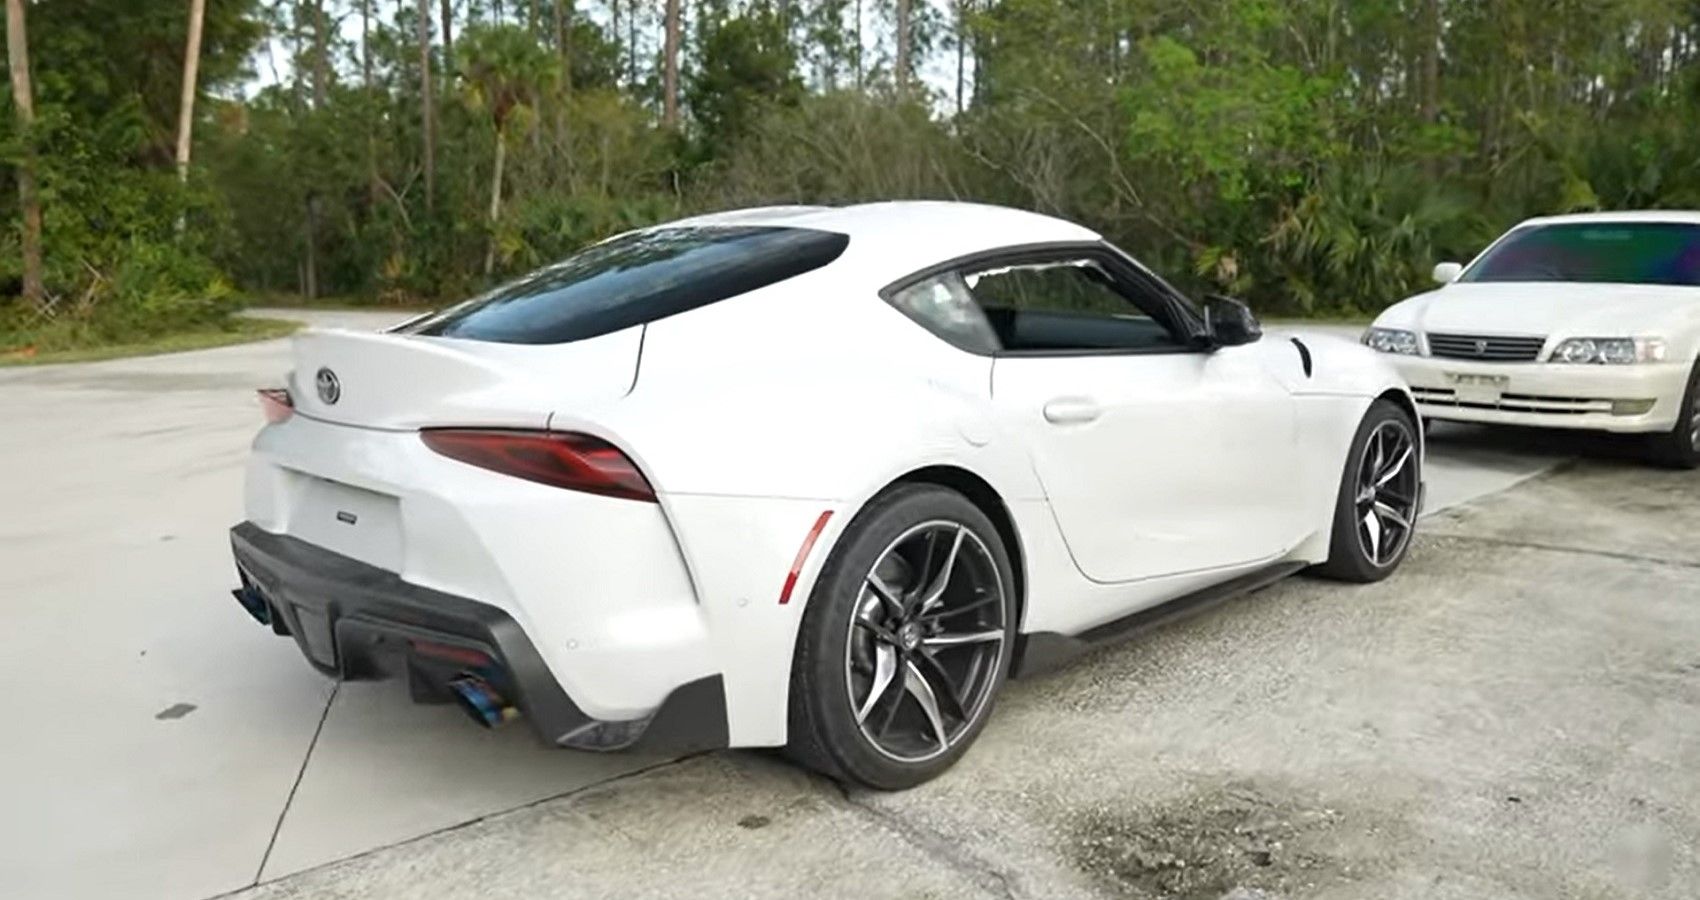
[1425,332,1547,362]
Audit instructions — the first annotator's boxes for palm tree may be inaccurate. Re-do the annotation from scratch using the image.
[458,24,560,274]
[5,0,43,311]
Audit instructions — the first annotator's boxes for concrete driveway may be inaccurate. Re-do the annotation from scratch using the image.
[5,311,1679,900]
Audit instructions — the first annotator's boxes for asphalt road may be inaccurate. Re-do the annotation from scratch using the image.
[5,312,1690,899]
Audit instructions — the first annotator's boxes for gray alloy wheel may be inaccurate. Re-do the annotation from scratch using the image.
[785,484,1016,790]
[844,521,1009,763]
[1353,419,1421,568]
[1315,399,1421,582]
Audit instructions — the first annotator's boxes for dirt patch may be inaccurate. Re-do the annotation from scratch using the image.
[1067,783,1379,899]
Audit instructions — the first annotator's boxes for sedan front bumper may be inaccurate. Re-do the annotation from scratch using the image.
[1387,355,1691,434]
[229,522,729,753]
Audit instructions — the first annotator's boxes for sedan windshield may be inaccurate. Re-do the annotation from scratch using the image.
[1463,222,1700,287]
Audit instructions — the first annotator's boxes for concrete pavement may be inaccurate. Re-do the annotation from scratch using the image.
[234,454,1700,900]
[0,311,1588,899]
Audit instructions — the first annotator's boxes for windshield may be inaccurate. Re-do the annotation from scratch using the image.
[410,225,849,344]
[1462,222,1700,287]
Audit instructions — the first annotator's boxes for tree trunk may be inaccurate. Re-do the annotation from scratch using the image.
[175,0,207,184]
[553,0,571,89]
[854,0,863,89]
[5,0,43,311]
[304,195,320,300]
[362,0,382,205]
[895,0,911,90]
[612,0,621,86]
[440,0,454,65]
[418,0,436,214]
[954,0,967,114]
[484,130,506,275]
[627,0,637,90]
[311,0,328,107]
[1420,0,1440,122]
[663,0,680,127]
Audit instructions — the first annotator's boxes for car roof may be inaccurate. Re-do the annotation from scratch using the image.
[1517,210,1700,227]
[650,201,1104,285]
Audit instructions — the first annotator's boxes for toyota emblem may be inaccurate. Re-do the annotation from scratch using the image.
[315,367,341,405]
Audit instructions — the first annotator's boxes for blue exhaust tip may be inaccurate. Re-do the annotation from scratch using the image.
[448,675,519,729]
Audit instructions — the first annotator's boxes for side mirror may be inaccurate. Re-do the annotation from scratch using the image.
[1204,295,1262,347]
[1432,262,1463,285]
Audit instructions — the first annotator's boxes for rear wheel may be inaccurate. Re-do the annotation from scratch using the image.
[1314,400,1422,583]
[785,485,1015,790]
[1646,360,1700,469]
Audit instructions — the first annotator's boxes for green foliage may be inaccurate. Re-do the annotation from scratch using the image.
[4,0,1700,338]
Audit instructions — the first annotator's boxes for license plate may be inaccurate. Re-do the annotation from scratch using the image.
[1445,372,1509,404]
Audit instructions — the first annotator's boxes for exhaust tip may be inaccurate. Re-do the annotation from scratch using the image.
[231,586,272,626]
[447,674,519,729]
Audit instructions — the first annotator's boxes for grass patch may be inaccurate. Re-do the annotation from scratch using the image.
[0,316,302,366]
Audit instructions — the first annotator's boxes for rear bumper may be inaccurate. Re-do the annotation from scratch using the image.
[1389,355,1690,433]
[229,521,728,753]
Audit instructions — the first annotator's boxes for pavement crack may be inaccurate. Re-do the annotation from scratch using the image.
[253,681,339,884]
[214,750,706,899]
[1424,531,1700,571]
[828,780,1023,900]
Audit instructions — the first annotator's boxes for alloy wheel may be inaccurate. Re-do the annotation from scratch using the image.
[844,520,1008,763]
[1354,419,1420,567]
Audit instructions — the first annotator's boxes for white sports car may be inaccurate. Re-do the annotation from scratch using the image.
[230,202,1422,789]
[1366,211,1700,467]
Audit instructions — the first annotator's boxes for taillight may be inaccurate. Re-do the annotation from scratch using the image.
[420,429,657,502]
[257,388,293,424]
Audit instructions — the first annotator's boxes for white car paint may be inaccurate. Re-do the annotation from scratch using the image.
[1370,211,1700,433]
[238,201,1415,750]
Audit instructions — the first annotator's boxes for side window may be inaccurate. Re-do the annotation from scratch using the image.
[966,258,1190,353]
[887,271,1002,355]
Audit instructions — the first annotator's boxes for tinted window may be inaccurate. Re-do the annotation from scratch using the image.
[1464,223,1700,287]
[886,257,1190,354]
[412,226,850,344]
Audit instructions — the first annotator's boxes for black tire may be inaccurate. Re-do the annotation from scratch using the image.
[1313,399,1422,583]
[1646,359,1700,469]
[784,484,1016,790]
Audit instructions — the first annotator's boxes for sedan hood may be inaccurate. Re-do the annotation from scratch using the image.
[1378,282,1700,337]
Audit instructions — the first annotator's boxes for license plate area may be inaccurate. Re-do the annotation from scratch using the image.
[1445,372,1510,405]
[285,472,404,571]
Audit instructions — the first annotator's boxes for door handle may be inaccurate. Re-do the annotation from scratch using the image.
[1043,397,1102,425]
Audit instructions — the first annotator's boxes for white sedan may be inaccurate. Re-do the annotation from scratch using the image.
[1365,211,1700,467]
[229,202,1421,789]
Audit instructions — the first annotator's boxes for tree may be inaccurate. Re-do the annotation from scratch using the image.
[418,0,437,214]
[894,0,910,88]
[174,0,208,186]
[458,24,560,273]
[5,0,43,311]
[663,0,681,127]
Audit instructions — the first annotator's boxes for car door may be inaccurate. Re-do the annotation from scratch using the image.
[891,245,1307,584]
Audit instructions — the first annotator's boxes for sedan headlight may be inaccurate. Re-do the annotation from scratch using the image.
[1550,337,1667,365]
[1363,327,1420,355]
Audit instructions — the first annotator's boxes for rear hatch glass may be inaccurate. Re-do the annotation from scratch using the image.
[407,225,850,345]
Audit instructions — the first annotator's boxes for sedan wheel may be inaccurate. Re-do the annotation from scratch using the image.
[787,485,1015,790]
[1648,360,1700,469]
